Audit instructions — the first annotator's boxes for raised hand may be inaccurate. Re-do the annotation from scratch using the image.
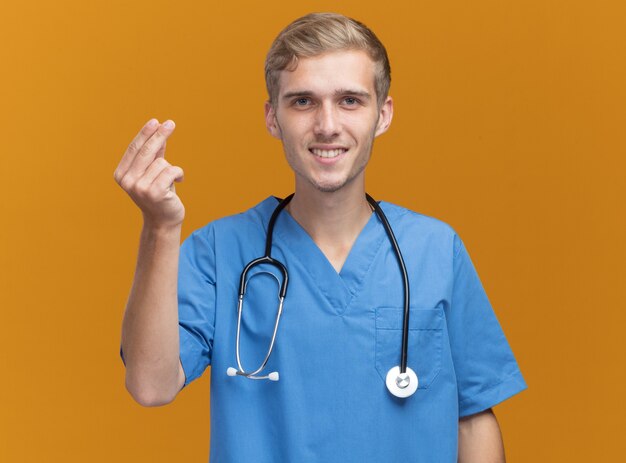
[114,119,185,229]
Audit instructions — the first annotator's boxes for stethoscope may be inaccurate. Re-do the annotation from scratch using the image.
[226,193,418,398]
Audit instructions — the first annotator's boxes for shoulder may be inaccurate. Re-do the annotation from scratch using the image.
[379,200,460,249]
[184,196,278,244]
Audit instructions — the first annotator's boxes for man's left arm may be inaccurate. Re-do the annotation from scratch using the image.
[458,409,505,463]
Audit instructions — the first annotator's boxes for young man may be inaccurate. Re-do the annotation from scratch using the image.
[115,13,526,462]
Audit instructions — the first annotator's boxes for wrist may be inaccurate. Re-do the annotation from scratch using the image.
[141,218,183,238]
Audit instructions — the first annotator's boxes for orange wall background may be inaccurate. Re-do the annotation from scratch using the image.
[1,0,624,461]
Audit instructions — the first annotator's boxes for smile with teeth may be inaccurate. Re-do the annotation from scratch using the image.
[310,148,347,158]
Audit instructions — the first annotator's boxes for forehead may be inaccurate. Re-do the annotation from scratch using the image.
[277,50,377,98]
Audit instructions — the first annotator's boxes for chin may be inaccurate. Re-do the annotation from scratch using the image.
[309,176,353,193]
[315,184,344,193]
[306,168,367,194]
[303,178,343,193]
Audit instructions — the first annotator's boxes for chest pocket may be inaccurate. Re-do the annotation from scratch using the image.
[375,308,443,389]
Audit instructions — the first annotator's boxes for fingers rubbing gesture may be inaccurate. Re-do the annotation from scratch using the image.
[114,119,185,229]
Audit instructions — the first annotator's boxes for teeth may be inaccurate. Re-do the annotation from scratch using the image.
[311,148,345,158]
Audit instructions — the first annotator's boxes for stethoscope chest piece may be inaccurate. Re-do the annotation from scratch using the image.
[386,366,418,398]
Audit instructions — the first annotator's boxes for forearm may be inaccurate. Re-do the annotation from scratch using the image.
[121,222,184,406]
[458,409,505,463]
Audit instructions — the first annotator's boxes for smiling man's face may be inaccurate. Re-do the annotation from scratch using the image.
[265,49,393,194]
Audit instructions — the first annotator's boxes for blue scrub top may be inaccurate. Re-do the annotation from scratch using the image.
[177,197,526,463]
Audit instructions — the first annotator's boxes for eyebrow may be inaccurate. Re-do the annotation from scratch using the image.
[281,89,373,101]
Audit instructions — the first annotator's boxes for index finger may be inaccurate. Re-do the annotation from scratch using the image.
[125,120,176,177]
[114,118,159,182]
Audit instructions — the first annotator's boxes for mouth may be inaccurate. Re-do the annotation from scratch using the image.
[309,148,348,159]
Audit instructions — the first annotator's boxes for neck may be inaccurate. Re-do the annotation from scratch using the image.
[287,178,372,272]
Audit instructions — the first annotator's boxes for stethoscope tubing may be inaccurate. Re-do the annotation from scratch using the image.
[231,193,413,391]
[365,194,411,374]
[234,294,285,379]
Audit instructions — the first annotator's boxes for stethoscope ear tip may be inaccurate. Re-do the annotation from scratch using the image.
[226,367,280,381]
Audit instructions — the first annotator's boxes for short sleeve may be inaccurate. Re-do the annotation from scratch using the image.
[447,234,527,417]
[177,227,217,387]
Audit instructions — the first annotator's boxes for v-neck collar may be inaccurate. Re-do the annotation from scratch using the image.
[269,197,387,315]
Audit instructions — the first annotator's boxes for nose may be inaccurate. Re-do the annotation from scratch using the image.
[313,102,340,139]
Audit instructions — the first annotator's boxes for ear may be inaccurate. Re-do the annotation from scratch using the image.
[264,101,282,139]
[374,96,394,137]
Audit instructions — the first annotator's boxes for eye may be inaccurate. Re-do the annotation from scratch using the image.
[294,97,311,106]
[342,97,360,107]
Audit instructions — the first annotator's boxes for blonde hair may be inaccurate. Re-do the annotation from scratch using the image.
[265,12,391,108]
